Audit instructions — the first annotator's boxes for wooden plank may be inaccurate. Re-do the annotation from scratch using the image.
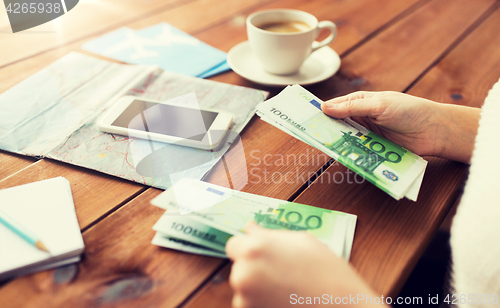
[0,0,277,69]
[195,0,422,54]
[0,150,36,181]
[0,0,423,95]
[182,0,500,306]
[0,189,227,308]
[306,0,496,100]
[204,119,331,197]
[0,159,145,229]
[0,0,275,93]
[407,3,500,108]
[128,0,272,34]
[204,0,423,91]
[209,0,495,97]
[182,264,233,308]
[0,0,185,68]
[338,0,497,91]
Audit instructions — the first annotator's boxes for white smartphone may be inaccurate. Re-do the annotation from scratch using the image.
[98,96,233,150]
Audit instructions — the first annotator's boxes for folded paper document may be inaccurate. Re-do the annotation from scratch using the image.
[0,52,266,190]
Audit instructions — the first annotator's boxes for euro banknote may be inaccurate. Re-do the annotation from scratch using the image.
[151,178,356,260]
[152,233,227,258]
[256,85,427,201]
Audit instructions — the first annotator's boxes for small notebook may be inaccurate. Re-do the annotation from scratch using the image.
[0,177,84,281]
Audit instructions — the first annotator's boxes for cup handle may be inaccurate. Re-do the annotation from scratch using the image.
[312,21,337,52]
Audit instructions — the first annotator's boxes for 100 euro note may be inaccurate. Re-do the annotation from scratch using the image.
[151,234,227,258]
[257,85,427,201]
[151,178,357,260]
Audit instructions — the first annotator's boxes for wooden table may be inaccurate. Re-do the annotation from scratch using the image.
[1,0,500,306]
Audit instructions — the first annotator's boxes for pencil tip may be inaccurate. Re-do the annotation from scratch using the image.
[35,241,50,253]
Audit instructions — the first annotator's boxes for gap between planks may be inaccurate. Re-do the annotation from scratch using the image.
[339,0,433,58]
[189,0,281,36]
[0,158,41,184]
[80,186,149,233]
[403,0,500,94]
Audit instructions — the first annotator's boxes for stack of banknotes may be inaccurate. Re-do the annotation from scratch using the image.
[256,85,428,201]
[150,178,357,259]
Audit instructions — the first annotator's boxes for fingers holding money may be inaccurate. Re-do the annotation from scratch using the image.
[226,226,275,308]
[226,225,380,308]
[321,91,388,119]
[226,222,266,260]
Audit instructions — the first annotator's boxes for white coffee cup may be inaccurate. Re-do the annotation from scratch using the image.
[247,9,337,75]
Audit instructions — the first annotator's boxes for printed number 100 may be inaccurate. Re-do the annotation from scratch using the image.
[361,136,402,163]
[274,208,323,229]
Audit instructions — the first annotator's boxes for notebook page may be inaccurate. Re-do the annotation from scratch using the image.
[0,177,84,278]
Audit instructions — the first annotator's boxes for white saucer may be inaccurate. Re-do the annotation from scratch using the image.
[227,41,341,87]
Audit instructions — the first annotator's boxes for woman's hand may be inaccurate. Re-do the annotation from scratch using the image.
[226,223,382,308]
[322,91,480,164]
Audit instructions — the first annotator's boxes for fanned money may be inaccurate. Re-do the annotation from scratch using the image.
[256,85,427,201]
[151,178,356,259]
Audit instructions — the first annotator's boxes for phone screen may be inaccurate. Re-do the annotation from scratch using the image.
[112,100,218,141]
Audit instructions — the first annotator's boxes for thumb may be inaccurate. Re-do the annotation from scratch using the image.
[321,91,379,119]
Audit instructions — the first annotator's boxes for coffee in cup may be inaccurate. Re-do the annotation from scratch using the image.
[247,9,337,75]
[257,21,311,33]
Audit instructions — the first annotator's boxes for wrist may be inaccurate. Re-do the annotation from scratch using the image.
[433,103,481,164]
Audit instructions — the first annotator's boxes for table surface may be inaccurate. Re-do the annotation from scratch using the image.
[1,0,500,306]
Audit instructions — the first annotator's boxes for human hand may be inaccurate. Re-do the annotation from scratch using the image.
[321,91,480,164]
[226,223,381,308]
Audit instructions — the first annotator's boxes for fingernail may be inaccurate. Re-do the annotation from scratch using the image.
[323,101,337,108]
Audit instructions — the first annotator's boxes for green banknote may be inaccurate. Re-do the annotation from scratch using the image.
[256,85,427,200]
[153,214,231,253]
[151,178,356,259]
[152,233,227,258]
